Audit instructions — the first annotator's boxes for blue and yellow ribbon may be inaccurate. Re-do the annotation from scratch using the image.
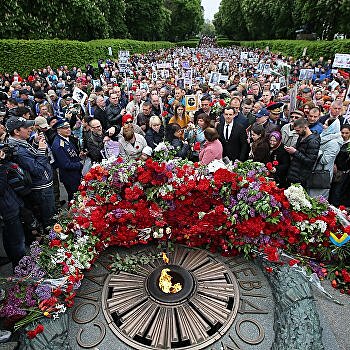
[330,232,350,247]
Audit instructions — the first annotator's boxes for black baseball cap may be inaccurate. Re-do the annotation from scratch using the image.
[6,117,35,133]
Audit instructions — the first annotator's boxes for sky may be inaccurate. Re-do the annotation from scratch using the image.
[201,0,221,21]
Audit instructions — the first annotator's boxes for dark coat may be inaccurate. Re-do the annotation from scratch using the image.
[269,144,291,188]
[145,126,164,149]
[94,107,108,130]
[51,134,82,187]
[85,132,104,163]
[106,103,123,127]
[218,121,249,162]
[171,138,190,159]
[252,139,270,164]
[8,137,53,190]
[287,133,320,186]
[0,163,23,220]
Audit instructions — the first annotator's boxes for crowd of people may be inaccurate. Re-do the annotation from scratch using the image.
[0,45,350,270]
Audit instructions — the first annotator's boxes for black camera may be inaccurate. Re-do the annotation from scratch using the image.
[0,143,18,162]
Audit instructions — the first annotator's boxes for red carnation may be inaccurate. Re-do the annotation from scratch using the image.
[193,142,201,151]
[49,239,61,248]
[288,259,299,266]
[341,269,350,283]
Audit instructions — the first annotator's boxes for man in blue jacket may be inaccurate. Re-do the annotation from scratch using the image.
[51,119,82,201]
[6,116,55,230]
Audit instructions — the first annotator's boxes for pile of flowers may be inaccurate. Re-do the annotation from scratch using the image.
[210,97,231,116]
[1,158,350,336]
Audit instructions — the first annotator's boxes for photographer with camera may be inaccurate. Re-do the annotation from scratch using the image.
[6,116,56,231]
[0,144,25,269]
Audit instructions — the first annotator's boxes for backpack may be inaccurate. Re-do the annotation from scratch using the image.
[6,162,32,196]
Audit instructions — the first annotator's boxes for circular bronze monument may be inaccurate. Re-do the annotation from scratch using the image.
[102,245,240,349]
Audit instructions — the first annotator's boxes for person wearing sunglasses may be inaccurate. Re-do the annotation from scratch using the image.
[280,110,304,147]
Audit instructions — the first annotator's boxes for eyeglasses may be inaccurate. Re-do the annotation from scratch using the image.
[124,121,133,124]
[152,124,161,127]
[91,125,102,129]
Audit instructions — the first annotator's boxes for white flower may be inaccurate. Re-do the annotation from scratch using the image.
[58,232,68,240]
[153,231,163,239]
[284,185,312,211]
[207,159,227,173]
[314,220,327,233]
[154,142,168,152]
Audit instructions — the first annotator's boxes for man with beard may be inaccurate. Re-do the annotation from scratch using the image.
[118,114,147,160]
[137,102,154,132]
[194,95,215,124]
[286,118,320,188]
[85,119,105,163]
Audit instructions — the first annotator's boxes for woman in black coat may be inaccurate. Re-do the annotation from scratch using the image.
[249,124,270,164]
[166,123,190,159]
[145,116,164,149]
[329,124,350,206]
[268,131,290,188]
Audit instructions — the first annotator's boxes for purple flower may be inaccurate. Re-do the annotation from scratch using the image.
[14,256,45,279]
[29,241,42,258]
[247,170,256,177]
[317,196,327,204]
[112,208,125,218]
[237,188,249,201]
[0,285,26,318]
[75,229,82,239]
[166,162,175,172]
[74,281,82,290]
[48,229,57,240]
[35,284,52,301]
[25,285,37,307]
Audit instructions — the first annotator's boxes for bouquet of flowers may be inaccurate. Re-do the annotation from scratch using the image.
[1,158,350,338]
[210,97,230,117]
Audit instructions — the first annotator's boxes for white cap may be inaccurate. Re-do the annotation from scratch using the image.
[142,146,153,157]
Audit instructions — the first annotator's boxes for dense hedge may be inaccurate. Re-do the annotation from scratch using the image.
[3,38,349,76]
[175,39,240,48]
[239,40,350,60]
[217,40,240,47]
[0,39,174,76]
[175,41,198,48]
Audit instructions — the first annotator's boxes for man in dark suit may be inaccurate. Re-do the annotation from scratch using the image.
[94,96,109,130]
[218,106,249,162]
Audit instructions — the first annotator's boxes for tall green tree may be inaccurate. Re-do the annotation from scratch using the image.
[213,0,349,40]
[165,0,204,41]
[213,0,249,40]
[125,0,171,41]
[270,0,298,39]
[200,20,216,37]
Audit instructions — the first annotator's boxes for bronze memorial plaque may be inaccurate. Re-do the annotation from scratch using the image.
[69,245,275,349]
